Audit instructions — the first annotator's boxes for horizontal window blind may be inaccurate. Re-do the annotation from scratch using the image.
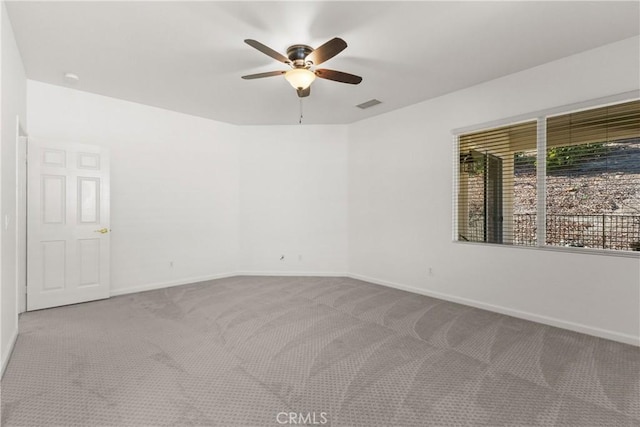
[545,100,640,251]
[455,99,640,252]
[457,121,537,245]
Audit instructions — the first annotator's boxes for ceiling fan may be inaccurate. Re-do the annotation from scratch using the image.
[241,37,362,98]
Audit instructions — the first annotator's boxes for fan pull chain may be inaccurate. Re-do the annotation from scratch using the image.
[299,98,304,124]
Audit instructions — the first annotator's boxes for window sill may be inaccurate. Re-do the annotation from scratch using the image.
[453,240,640,259]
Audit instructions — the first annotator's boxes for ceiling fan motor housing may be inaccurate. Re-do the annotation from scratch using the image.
[287,44,314,67]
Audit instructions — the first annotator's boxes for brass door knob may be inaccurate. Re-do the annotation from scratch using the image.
[94,228,110,234]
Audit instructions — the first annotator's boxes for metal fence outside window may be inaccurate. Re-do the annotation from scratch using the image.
[547,214,640,250]
[468,214,640,251]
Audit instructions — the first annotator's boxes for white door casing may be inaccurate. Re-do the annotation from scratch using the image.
[16,132,27,313]
[27,140,110,310]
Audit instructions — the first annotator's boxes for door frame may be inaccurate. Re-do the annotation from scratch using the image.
[16,118,27,313]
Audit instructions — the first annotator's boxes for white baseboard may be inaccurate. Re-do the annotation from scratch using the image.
[1,326,19,378]
[348,273,640,347]
[109,272,237,297]
[236,271,347,277]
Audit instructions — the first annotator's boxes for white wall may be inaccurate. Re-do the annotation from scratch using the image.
[1,0,27,374]
[238,125,348,275]
[27,81,240,295]
[348,36,640,344]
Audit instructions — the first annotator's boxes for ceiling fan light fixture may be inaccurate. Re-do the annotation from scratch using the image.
[285,68,316,90]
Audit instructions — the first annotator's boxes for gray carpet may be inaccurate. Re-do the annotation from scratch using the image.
[1,276,639,426]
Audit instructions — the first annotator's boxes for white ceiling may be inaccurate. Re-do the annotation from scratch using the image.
[6,1,640,125]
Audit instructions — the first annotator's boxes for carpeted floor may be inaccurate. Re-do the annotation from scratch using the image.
[1,276,639,426]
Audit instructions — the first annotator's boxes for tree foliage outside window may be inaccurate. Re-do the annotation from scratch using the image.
[546,142,607,172]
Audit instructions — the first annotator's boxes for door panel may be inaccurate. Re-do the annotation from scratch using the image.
[27,140,110,311]
[42,149,65,167]
[78,152,100,170]
[78,177,100,223]
[78,238,101,286]
[41,240,66,290]
[42,175,66,224]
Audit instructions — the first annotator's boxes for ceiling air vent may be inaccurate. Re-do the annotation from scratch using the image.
[356,99,382,109]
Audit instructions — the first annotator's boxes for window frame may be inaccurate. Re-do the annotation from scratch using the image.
[452,90,640,258]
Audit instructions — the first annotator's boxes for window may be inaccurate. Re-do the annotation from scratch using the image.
[458,121,537,245]
[456,99,640,253]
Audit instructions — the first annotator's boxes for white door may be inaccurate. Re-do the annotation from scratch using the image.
[27,140,110,310]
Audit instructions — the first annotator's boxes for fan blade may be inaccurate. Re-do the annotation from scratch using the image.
[306,37,347,66]
[241,70,286,80]
[297,87,310,98]
[244,39,290,64]
[315,69,362,85]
